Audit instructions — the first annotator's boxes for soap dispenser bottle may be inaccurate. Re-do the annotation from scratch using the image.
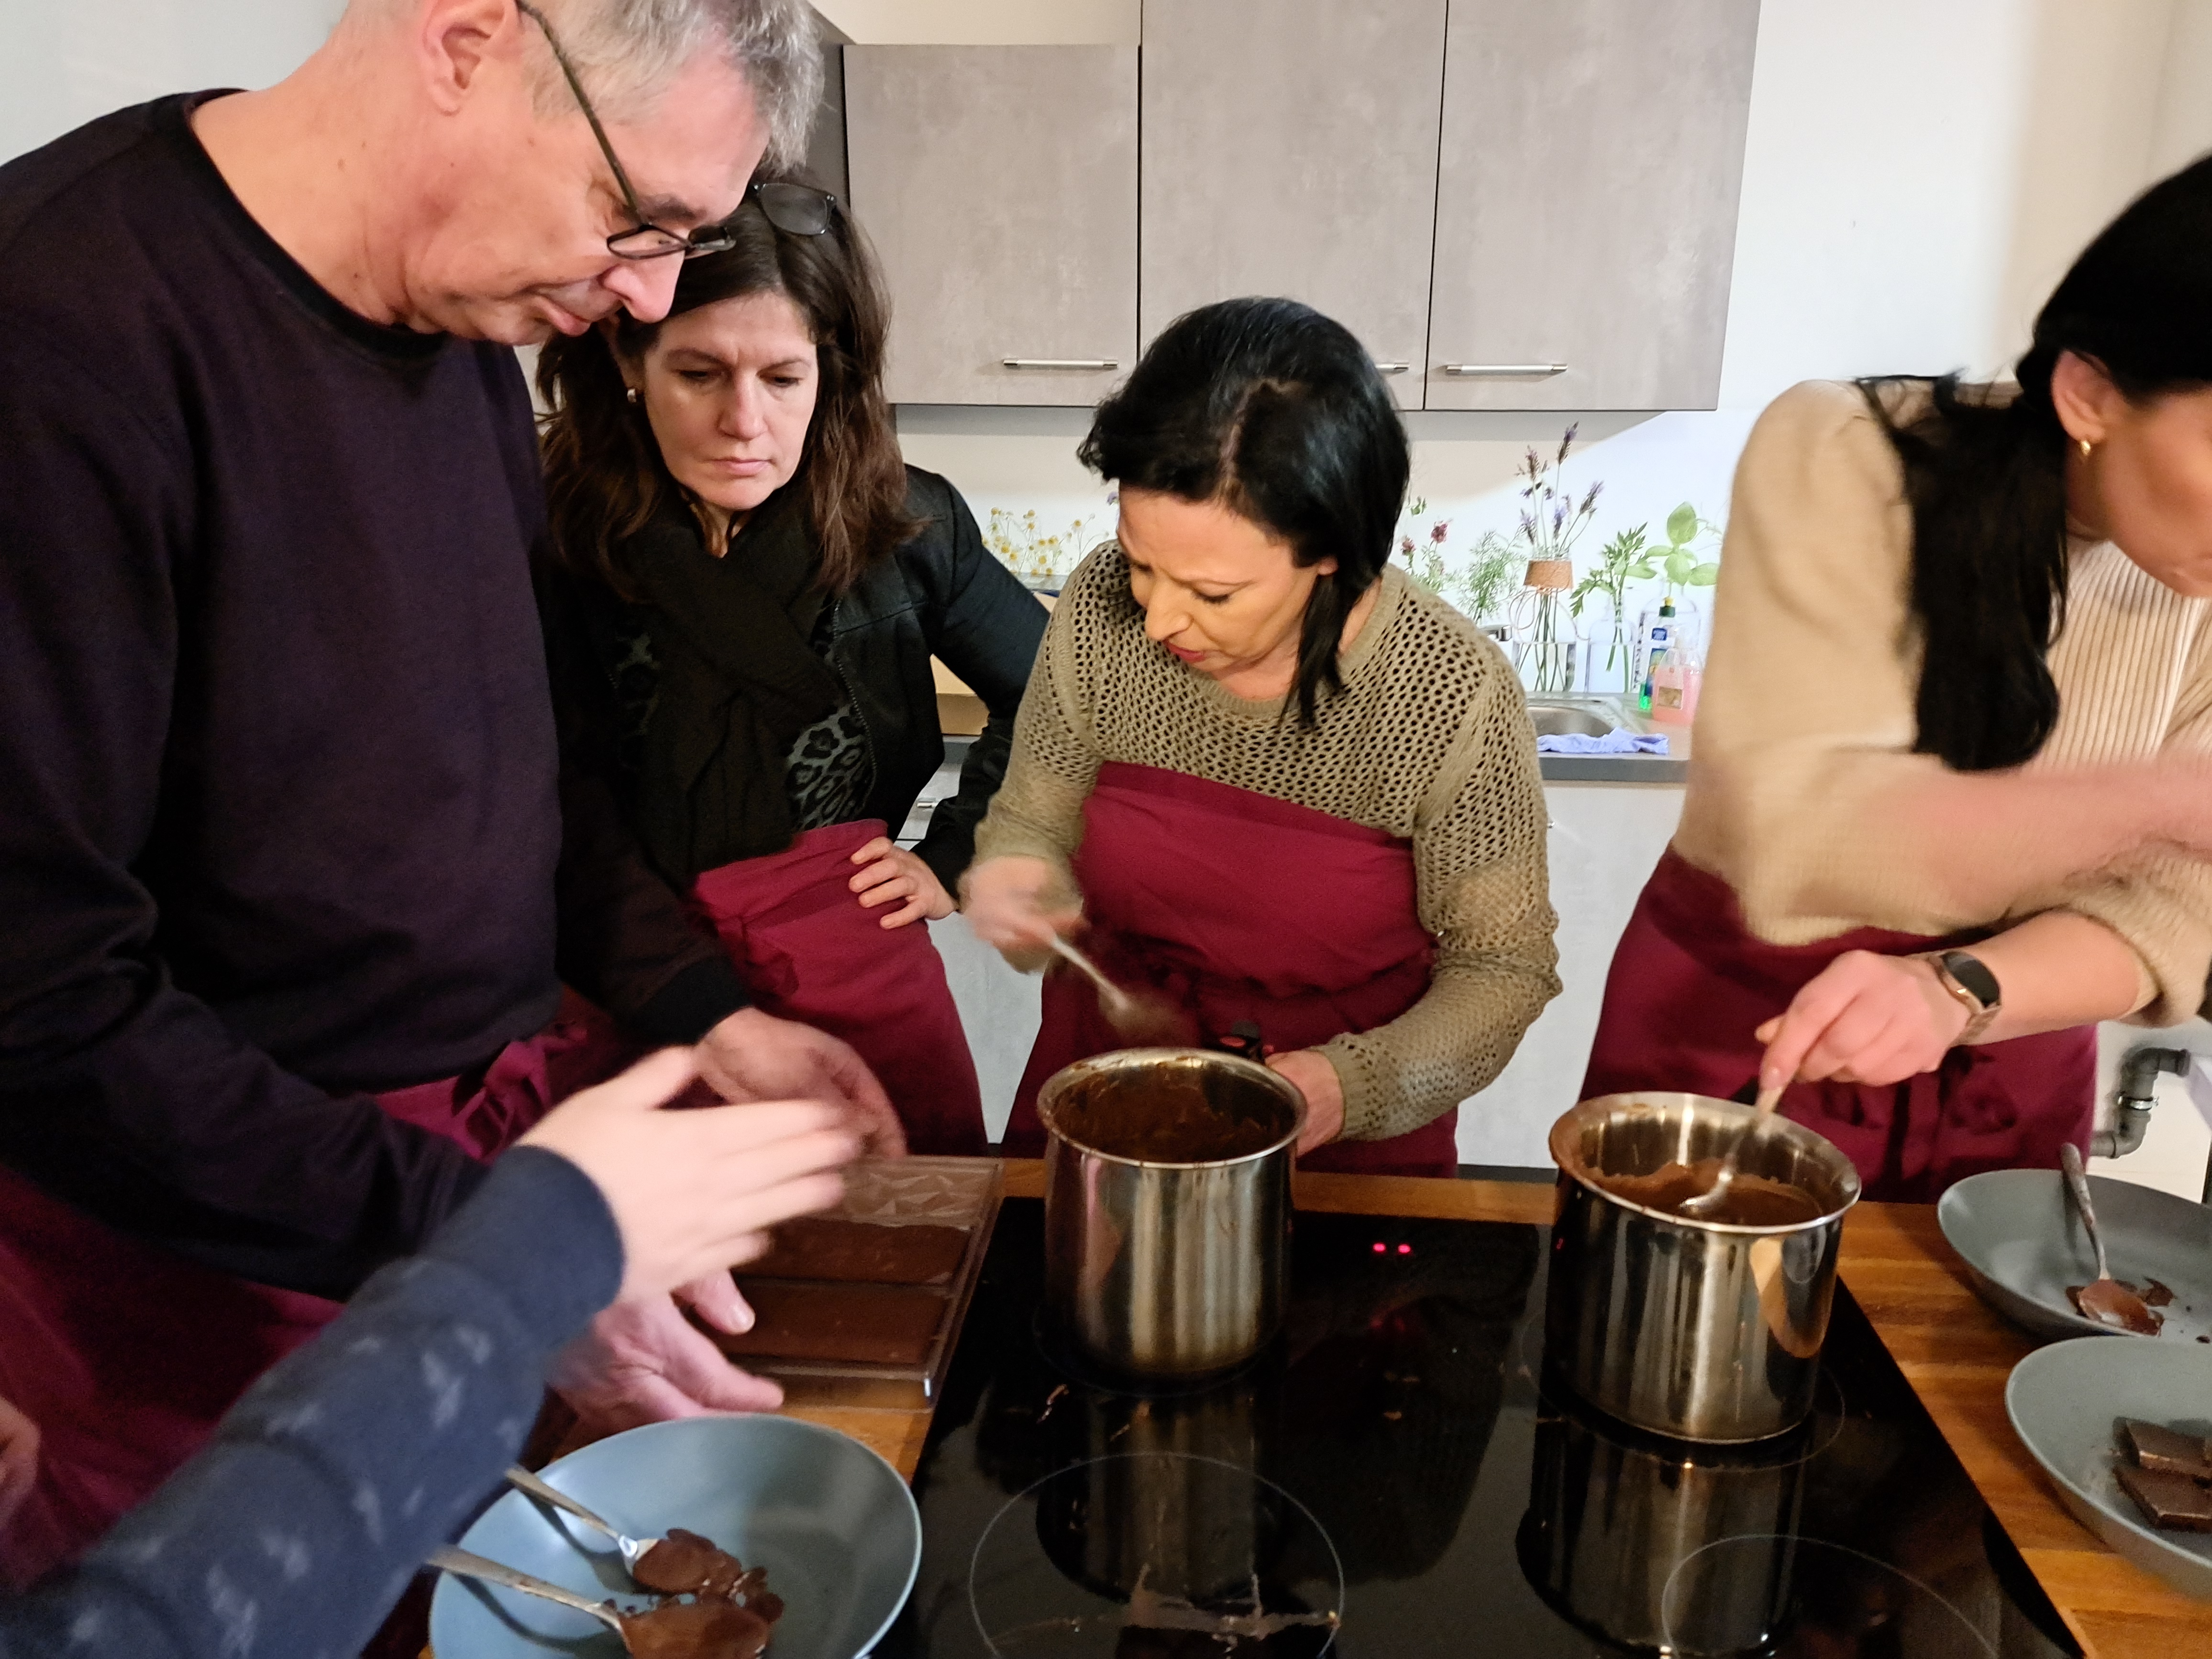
[1637,596,1676,714]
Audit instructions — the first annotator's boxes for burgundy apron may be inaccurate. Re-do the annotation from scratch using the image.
[0,995,632,1586]
[689,818,986,1157]
[1581,847,2096,1202]
[1000,763,1455,1177]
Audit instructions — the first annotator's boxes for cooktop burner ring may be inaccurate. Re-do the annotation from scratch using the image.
[966,1451,1345,1658]
[1658,1535,2001,1658]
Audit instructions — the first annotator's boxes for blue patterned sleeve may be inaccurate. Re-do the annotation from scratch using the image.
[0,1147,622,1659]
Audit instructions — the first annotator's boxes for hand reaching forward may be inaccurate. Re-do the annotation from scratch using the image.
[549,1275,787,1432]
[699,1006,907,1159]
[849,835,956,929]
[518,1046,858,1301]
[961,855,1083,971]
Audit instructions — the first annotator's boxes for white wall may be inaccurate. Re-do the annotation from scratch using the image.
[0,0,345,165]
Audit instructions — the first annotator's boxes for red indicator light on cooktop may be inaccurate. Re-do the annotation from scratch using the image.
[1398,1243,1413,1255]
[1372,1242,1385,1253]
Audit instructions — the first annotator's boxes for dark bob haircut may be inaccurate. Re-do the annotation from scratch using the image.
[1078,296,1409,725]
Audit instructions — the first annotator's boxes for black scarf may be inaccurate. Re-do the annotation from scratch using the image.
[620,488,843,881]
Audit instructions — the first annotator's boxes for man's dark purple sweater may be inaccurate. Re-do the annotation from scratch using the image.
[0,95,745,1298]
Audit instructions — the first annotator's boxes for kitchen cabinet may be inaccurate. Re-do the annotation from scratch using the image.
[843,45,1139,406]
[1137,0,1447,404]
[1424,0,1760,411]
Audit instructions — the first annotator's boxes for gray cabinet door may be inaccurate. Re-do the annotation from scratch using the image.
[844,45,1138,406]
[1139,0,1447,406]
[1426,0,1759,411]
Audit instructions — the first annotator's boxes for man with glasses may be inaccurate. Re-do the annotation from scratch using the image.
[0,0,876,1582]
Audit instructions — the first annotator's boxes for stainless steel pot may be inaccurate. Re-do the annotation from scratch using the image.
[1545,1092,1860,1442]
[1039,1048,1304,1378]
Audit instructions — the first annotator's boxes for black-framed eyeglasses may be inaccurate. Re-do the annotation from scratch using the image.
[517,0,735,261]
[748,179,839,237]
[518,2,843,257]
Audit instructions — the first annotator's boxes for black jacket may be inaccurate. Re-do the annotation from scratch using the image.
[541,467,1046,1041]
[815,470,1047,888]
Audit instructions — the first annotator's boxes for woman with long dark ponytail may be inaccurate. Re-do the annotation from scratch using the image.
[1582,154,2212,1200]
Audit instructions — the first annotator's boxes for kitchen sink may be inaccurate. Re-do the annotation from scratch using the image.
[1526,700,1617,739]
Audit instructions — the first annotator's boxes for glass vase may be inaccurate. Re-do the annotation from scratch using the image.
[1508,582,1583,697]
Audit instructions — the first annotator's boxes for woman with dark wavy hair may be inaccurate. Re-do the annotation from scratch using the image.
[536,177,1045,1157]
[964,297,1560,1176]
[1581,153,2212,1200]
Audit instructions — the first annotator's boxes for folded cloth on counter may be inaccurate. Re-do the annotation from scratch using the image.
[1536,730,1670,755]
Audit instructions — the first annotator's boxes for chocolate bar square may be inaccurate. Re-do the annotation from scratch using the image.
[742,1217,968,1286]
[2119,1418,2212,1480]
[716,1282,945,1366]
[2117,1465,2212,1532]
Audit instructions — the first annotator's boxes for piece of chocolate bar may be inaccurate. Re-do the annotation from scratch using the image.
[2119,1418,2212,1480]
[715,1282,945,1366]
[2116,1465,2212,1532]
[742,1217,968,1286]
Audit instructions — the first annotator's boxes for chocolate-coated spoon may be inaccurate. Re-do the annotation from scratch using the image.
[1679,1078,1785,1218]
[2060,1143,2162,1334]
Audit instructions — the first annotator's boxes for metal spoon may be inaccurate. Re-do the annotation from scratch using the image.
[429,1544,634,1646]
[2060,1143,2163,1334]
[1680,1079,1785,1217]
[1048,936,1183,1043]
[502,1464,663,1578]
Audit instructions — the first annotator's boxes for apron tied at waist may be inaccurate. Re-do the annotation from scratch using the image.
[1581,846,2096,1201]
[688,818,985,1157]
[1006,763,1455,1177]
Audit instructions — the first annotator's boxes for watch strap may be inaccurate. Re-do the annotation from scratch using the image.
[1920,950,2001,1046]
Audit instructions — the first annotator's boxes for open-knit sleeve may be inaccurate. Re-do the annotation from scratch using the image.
[1321,641,1561,1140]
[968,552,1112,882]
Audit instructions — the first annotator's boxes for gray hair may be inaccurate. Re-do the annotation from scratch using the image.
[527,0,822,168]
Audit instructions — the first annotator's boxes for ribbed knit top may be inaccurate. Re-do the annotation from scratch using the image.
[974,548,1561,1141]
[1674,379,2212,1022]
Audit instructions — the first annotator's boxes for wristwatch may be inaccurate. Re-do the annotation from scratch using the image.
[1921,949,2002,1046]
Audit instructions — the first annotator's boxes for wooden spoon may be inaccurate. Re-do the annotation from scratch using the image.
[2060,1143,2163,1334]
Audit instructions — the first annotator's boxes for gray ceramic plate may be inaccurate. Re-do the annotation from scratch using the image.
[2007,1337,2212,1600]
[429,1415,920,1658]
[1937,1169,2212,1342]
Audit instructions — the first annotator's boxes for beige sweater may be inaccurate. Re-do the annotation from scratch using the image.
[974,549,1561,1141]
[1675,378,2212,1022]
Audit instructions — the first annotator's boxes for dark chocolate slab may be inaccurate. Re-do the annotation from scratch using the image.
[2117,1465,2212,1533]
[2120,1417,2212,1480]
[718,1282,944,1366]
[743,1217,968,1286]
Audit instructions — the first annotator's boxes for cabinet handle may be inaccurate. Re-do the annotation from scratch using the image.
[1373,361,1411,375]
[1438,363,1568,377]
[1001,357,1118,371]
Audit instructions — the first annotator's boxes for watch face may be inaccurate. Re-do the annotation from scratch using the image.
[1940,950,2002,1007]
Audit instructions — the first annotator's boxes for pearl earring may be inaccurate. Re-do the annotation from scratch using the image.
[626,387,640,405]
[2078,437,2092,460]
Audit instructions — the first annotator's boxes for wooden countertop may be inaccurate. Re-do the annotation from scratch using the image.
[783,1161,2210,1658]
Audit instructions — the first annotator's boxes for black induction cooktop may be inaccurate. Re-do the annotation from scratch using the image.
[874,1196,2079,1658]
